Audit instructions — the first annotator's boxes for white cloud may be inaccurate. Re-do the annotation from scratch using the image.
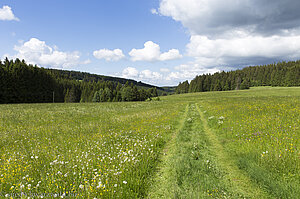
[187,34,300,66]
[156,0,300,77]
[6,38,89,68]
[121,67,139,78]
[129,41,182,62]
[140,69,163,80]
[166,62,220,81]
[93,48,125,61]
[160,49,182,61]
[121,67,165,85]
[158,0,300,36]
[0,5,19,21]
[119,64,220,86]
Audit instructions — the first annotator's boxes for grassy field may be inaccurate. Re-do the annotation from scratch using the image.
[0,87,299,198]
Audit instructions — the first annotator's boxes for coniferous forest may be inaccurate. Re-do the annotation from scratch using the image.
[176,60,300,94]
[0,58,159,104]
[1,58,300,103]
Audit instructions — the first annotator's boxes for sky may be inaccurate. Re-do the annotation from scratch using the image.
[1,0,300,86]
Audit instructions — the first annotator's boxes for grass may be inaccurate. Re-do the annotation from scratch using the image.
[0,87,299,198]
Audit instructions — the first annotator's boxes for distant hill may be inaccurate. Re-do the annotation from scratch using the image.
[47,68,165,90]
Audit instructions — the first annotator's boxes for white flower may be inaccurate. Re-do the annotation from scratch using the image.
[123,181,127,184]
[5,194,9,197]
[79,184,84,189]
[114,184,118,187]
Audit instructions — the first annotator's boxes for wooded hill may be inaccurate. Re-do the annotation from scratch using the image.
[0,58,170,104]
[176,60,300,94]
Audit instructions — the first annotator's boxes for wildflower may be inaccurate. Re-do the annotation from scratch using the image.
[123,181,127,184]
[79,184,84,189]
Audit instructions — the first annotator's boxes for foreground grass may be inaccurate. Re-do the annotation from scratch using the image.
[0,87,299,198]
[0,101,185,198]
[149,87,299,198]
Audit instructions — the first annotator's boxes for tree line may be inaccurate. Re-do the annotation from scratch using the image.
[176,60,300,94]
[0,58,158,104]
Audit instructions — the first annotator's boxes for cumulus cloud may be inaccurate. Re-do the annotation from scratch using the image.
[120,65,220,86]
[121,67,139,78]
[121,67,164,85]
[129,41,182,62]
[166,62,220,81]
[0,5,19,21]
[186,35,300,66]
[93,48,125,61]
[6,38,89,68]
[156,0,300,75]
[159,0,300,36]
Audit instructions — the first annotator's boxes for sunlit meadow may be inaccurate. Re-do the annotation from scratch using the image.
[200,87,300,198]
[0,101,184,198]
[0,87,299,198]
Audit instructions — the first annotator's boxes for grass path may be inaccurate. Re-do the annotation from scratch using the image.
[147,104,190,198]
[148,103,271,198]
[195,104,269,199]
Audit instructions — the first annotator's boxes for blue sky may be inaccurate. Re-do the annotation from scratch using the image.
[1,0,300,86]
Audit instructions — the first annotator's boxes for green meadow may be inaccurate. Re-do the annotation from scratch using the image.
[0,87,299,198]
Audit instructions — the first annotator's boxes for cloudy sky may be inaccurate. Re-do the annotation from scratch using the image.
[1,0,300,86]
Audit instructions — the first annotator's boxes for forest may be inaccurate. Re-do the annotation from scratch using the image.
[0,58,159,104]
[176,60,300,94]
[1,58,299,104]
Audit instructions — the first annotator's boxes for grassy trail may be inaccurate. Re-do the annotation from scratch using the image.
[147,104,190,198]
[196,104,269,198]
[148,103,271,198]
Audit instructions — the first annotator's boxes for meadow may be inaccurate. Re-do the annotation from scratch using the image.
[0,87,299,198]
